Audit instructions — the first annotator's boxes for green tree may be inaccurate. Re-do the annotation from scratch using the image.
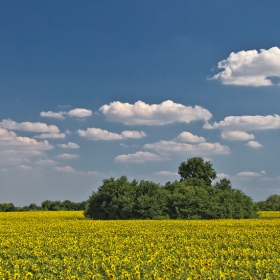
[214,178,232,191]
[178,157,217,185]
[0,203,15,212]
[266,194,280,204]
[134,180,168,219]
[84,176,136,219]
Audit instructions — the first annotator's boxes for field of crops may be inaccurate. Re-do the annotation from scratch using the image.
[0,211,280,279]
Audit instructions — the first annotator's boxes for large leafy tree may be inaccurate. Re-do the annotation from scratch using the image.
[178,157,217,186]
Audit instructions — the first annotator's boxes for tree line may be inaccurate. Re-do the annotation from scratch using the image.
[0,200,88,212]
[1,157,280,217]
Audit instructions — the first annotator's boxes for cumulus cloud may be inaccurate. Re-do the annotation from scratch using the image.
[174,132,205,143]
[55,166,103,176]
[56,153,80,159]
[245,141,263,148]
[58,142,80,149]
[121,131,146,139]
[236,171,261,177]
[67,108,92,118]
[0,128,53,165]
[77,128,123,140]
[77,128,146,141]
[35,159,57,165]
[34,133,66,139]
[18,165,33,170]
[115,151,164,163]
[40,108,92,119]
[209,47,280,86]
[154,171,178,176]
[99,100,212,125]
[221,130,255,141]
[204,114,280,131]
[40,111,65,119]
[144,140,230,155]
[55,166,77,173]
[0,119,59,133]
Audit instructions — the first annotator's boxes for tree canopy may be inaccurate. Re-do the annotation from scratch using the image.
[178,157,217,185]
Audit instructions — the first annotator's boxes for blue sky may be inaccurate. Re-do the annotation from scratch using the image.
[1,1,280,206]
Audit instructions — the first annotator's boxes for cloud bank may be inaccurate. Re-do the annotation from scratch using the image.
[0,128,53,165]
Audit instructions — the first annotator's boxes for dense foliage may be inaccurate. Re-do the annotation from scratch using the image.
[1,211,280,279]
[256,194,280,211]
[85,157,258,220]
[85,176,258,220]
[178,157,217,185]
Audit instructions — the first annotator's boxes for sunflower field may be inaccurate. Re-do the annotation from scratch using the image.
[0,211,280,279]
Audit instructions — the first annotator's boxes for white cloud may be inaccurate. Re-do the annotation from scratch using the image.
[245,141,263,148]
[78,128,148,141]
[67,108,92,118]
[154,171,178,176]
[55,166,103,176]
[221,130,254,141]
[261,170,266,174]
[115,151,164,163]
[55,166,77,173]
[216,173,230,179]
[209,47,280,86]
[35,159,57,165]
[34,133,66,139]
[40,108,92,119]
[18,165,32,170]
[204,114,280,131]
[236,171,261,177]
[120,143,129,148]
[0,128,53,165]
[99,100,212,125]
[77,128,123,140]
[40,111,65,119]
[58,142,80,149]
[1,168,9,172]
[56,153,80,159]
[174,132,205,143]
[0,119,60,133]
[121,131,146,138]
[144,140,230,155]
